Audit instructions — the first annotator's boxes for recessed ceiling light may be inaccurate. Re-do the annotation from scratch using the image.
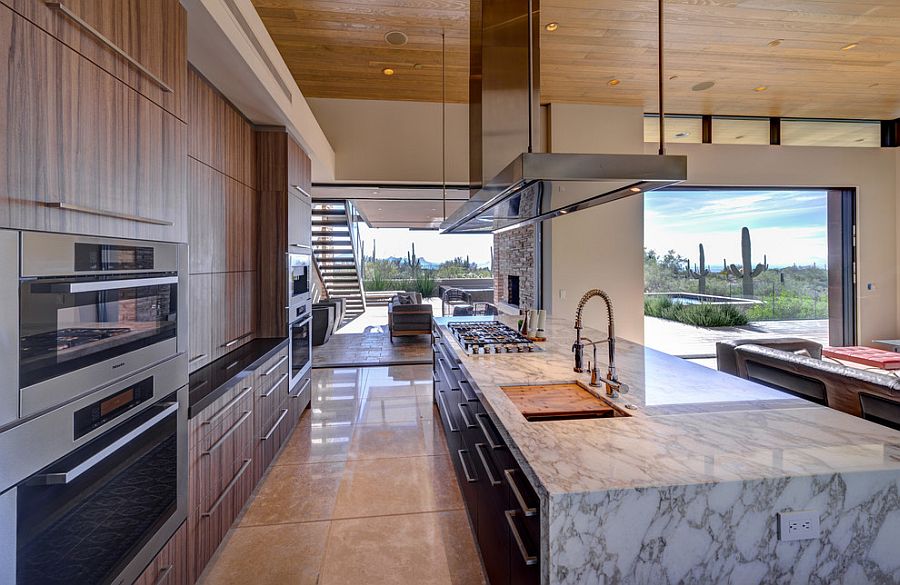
[692,81,715,92]
[384,31,408,46]
[674,131,690,138]
[841,42,859,51]
[629,187,642,193]
[559,210,568,214]
[545,22,559,32]
[608,79,621,87]
[377,208,383,211]
[768,39,784,47]
[382,68,395,76]
[754,85,768,92]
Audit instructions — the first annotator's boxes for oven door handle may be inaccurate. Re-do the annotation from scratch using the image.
[25,402,178,486]
[34,276,178,294]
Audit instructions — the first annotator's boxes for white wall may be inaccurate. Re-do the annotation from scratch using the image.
[308,98,469,183]
[646,142,899,345]
[544,104,647,343]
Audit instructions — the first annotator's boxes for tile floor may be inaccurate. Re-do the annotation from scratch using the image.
[312,331,432,369]
[198,365,487,585]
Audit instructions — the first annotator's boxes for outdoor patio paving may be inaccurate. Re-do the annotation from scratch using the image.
[644,316,830,359]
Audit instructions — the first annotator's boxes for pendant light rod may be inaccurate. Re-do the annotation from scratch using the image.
[442,29,447,220]
[658,0,666,155]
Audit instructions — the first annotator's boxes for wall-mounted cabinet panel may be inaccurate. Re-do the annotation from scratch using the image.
[0,5,187,241]
[188,67,255,188]
[189,273,214,370]
[226,179,258,272]
[2,0,186,120]
[209,271,256,362]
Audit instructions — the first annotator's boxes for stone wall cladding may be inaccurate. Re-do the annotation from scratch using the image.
[494,224,536,309]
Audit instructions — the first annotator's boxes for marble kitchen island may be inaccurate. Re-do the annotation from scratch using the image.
[432,315,900,585]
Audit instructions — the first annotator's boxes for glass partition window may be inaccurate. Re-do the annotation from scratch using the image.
[781,120,880,147]
[712,117,770,145]
[644,115,703,144]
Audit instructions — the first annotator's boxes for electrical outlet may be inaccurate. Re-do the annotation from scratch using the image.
[777,510,820,542]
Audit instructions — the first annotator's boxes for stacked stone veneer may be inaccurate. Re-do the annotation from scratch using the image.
[493,223,536,309]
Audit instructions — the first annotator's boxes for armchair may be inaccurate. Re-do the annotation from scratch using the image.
[388,292,433,341]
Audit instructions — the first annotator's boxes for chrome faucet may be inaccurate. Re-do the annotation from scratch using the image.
[572,289,627,397]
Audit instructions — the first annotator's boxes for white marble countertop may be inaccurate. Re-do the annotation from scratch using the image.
[435,315,900,497]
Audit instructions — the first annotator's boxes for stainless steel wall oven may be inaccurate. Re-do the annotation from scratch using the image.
[13,232,187,420]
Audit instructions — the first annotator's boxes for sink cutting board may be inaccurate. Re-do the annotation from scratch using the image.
[500,383,615,420]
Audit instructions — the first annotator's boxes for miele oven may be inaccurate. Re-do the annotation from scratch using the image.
[289,311,312,389]
[0,359,188,585]
[13,231,187,419]
[288,249,312,316]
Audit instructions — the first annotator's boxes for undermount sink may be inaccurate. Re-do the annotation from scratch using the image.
[500,381,632,422]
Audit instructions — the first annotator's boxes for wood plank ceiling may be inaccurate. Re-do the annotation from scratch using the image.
[252,0,900,119]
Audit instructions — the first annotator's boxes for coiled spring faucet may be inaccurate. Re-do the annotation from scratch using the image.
[572,289,627,397]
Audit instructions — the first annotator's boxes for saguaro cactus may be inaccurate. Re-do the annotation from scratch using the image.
[726,227,768,297]
[689,243,711,295]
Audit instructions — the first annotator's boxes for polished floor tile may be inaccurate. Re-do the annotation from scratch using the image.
[201,365,486,585]
[332,455,463,519]
[198,521,329,585]
[319,511,486,585]
[239,462,346,526]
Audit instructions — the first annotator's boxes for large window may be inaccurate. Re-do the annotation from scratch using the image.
[643,188,855,361]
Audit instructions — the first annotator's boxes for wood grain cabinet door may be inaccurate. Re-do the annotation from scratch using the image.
[1,0,187,120]
[188,273,213,371]
[0,6,187,241]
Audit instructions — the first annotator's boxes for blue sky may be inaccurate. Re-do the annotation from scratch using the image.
[359,224,493,267]
[644,189,828,268]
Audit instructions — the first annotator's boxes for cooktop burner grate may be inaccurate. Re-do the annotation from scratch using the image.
[447,321,541,354]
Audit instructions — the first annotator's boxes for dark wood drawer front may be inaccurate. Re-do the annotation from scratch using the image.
[133,521,189,585]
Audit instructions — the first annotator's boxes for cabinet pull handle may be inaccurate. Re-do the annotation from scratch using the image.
[202,387,252,427]
[437,391,458,432]
[262,356,288,376]
[474,443,501,487]
[457,403,476,429]
[459,379,476,402]
[292,185,312,200]
[153,565,173,585]
[290,243,313,250]
[46,201,174,225]
[505,510,538,566]
[202,459,251,517]
[262,409,289,441]
[475,413,504,450]
[504,469,537,517]
[189,353,208,364]
[202,411,251,456]
[44,1,174,93]
[457,449,477,483]
[261,373,289,398]
[221,334,251,349]
[292,377,312,398]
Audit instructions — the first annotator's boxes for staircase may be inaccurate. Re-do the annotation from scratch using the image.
[312,200,367,324]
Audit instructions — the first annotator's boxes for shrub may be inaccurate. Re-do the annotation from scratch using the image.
[411,271,437,298]
[644,297,749,327]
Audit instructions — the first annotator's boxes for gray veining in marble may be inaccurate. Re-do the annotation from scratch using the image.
[434,314,900,584]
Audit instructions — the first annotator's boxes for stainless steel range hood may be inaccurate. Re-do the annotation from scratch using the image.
[441,0,686,234]
[441,152,686,233]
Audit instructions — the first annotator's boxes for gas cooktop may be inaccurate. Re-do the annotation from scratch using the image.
[448,321,541,354]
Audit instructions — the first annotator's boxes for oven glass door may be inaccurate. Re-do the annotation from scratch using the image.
[289,254,310,299]
[19,275,178,389]
[16,394,180,585]
[291,317,311,381]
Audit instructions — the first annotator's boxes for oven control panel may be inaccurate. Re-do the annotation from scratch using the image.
[73,377,154,439]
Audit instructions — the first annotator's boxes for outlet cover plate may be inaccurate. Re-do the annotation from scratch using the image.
[777,510,820,542]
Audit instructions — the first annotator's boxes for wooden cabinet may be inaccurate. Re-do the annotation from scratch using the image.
[188,67,255,188]
[133,521,190,585]
[188,344,300,582]
[210,272,255,362]
[257,129,313,337]
[189,273,214,370]
[0,4,187,242]
[432,333,541,585]
[188,159,258,274]
[1,0,187,120]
